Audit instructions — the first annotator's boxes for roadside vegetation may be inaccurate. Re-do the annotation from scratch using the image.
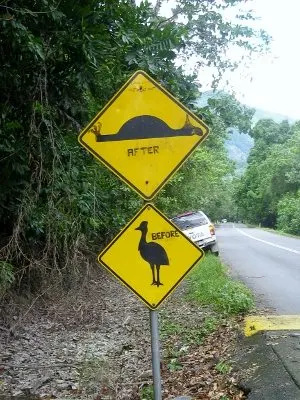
[235,120,300,235]
[187,254,254,315]
[158,254,254,361]
[156,254,253,399]
[261,226,300,239]
[0,0,268,297]
[1,2,296,397]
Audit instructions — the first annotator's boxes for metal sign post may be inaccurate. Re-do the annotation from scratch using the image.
[150,310,162,400]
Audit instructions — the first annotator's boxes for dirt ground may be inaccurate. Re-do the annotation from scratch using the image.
[0,266,247,399]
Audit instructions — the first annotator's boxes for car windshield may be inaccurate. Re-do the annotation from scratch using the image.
[172,213,208,229]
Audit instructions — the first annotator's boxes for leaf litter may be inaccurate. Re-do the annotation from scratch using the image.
[0,266,247,399]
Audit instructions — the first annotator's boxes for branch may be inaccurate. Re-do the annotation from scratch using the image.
[157,8,182,27]
[154,0,162,15]
[0,2,61,15]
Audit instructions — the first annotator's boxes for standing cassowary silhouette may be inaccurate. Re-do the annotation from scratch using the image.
[135,221,169,287]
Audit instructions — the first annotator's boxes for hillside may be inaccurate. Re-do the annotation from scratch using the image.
[197,91,296,172]
[253,108,295,123]
[227,109,295,172]
[226,128,253,173]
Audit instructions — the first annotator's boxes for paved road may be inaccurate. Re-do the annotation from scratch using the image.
[217,224,300,314]
[217,224,300,398]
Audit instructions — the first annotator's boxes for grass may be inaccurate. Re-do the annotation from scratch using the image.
[215,360,231,374]
[140,384,154,400]
[245,222,300,238]
[186,254,254,315]
[155,255,251,398]
[76,351,111,396]
[159,312,219,375]
[261,226,300,239]
[160,314,218,345]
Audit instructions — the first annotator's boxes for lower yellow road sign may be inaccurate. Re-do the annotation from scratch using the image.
[98,204,204,309]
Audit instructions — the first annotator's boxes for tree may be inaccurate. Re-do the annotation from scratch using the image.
[0,0,269,292]
[247,119,292,164]
[157,93,254,221]
[277,191,300,235]
[153,0,270,86]
[235,120,300,228]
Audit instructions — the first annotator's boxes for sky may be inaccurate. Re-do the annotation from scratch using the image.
[136,0,300,119]
[228,0,300,119]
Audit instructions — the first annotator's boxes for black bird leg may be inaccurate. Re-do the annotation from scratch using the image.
[156,265,163,287]
[150,264,156,285]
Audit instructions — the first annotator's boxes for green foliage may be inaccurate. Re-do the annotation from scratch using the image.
[167,353,184,371]
[160,314,218,374]
[160,314,218,345]
[156,93,256,221]
[157,145,234,220]
[0,261,15,292]
[236,120,300,229]
[207,94,255,135]
[215,360,231,374]
[187,255,254,315]
[0,0,269,293]
[140,384,154,400]
[171,0,270,86]
[277,191,300,235]
[248,119,293,164]
[77,351,110,395]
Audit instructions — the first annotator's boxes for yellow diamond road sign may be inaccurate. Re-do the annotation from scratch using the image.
[98,204,204,309]
[78,70,209,200]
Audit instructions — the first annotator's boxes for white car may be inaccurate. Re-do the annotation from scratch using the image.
[171,211,219,255]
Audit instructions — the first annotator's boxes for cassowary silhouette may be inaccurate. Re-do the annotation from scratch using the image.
[135,221,169,287]
[91,114,203,142]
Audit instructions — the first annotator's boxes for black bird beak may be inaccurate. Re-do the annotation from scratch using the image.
[135,221,147,231]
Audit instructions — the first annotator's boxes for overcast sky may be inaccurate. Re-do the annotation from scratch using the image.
[229,0,300,118]
[136,0,300,119]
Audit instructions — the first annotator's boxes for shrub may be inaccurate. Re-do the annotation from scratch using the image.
[277,191,300,236]
[0,261,14,293]
[187,254,254,315]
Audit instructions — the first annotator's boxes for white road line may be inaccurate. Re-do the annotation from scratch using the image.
[236,228,300,255]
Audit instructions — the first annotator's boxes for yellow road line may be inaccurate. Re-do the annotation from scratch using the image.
[245,315,300,336]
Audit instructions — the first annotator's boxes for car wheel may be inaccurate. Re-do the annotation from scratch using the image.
[210,243,219,256]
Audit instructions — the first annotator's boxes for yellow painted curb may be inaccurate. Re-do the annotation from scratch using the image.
[245,315,300,336]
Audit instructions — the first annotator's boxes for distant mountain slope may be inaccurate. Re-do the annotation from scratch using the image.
[228,110,295,172]
[253,109,295,124]
[226,128,253,173]
[196,91,296,172]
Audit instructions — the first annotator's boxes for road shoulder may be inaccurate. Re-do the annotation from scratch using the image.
[234,331,300,400]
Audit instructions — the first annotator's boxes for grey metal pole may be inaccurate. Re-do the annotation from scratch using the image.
[150,309,162,400]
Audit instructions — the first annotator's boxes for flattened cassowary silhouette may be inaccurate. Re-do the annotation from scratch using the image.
[91,114,203,142]
[135,221,169,287]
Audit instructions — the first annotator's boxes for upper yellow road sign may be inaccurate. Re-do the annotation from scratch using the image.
[98,204,204,309]
[78,70,209,200]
